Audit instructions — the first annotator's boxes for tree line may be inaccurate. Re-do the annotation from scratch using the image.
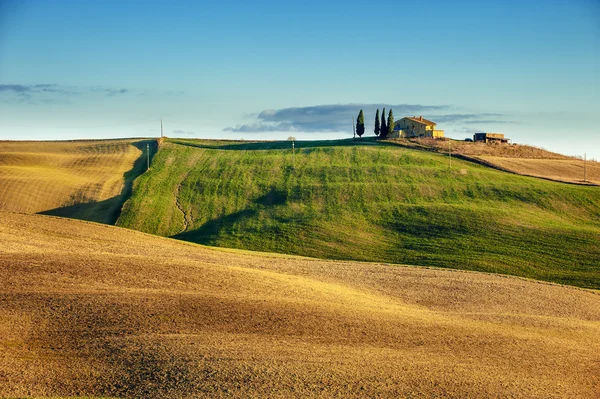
[355,108,394,139]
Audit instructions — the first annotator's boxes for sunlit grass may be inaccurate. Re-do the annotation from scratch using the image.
[118,138,600,289]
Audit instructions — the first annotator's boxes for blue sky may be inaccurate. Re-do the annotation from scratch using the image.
[1,0,599,158]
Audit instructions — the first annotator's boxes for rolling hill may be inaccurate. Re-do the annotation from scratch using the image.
[0,139,153,224]
[117,138,600,289]
[1,211,599,398]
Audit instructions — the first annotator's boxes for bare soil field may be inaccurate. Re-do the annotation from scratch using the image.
[0,140,150,223]
[477,156,600,185]
[388,138,598,185]
[393,138,572,159]
[1,211,598,398]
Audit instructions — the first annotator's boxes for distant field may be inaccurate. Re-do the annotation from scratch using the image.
[1,211,599,398]
[397,137,573,159]
[477,156,600,185]
[118,138,600,289]
[0,140,152,224]
[390,138,598,185]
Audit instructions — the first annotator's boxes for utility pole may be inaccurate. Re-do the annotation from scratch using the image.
[161,119,164,138]
[352,117,355,139]
[449,140,452,169]
[584,153,587,182]
[292,141,295,170]
[146,143,150,171]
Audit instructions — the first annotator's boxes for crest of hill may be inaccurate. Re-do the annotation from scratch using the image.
[118,137,600,289]
[1,138,598,290]
[1,211,599,398]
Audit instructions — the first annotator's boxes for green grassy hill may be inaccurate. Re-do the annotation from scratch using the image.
[117,138,600,289]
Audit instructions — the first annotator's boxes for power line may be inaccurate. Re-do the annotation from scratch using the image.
[449,140,452,169]
[584,153,587,182]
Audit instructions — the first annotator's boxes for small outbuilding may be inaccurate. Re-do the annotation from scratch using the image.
[473,133,510,144]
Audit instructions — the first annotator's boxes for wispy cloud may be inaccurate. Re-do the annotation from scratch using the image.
[452,126,485,134]
[35,84,79,95]
[0,84,31,93]
[90,86,131,96]
[462,119,516,125]
[106,88,128,96]
[0,83,79,96]
[225,103,451,133]
[224,104,520,138]
[0,83,131,103]
[172,129,196,135]
[224,121,298,133]
[430,113,516,125]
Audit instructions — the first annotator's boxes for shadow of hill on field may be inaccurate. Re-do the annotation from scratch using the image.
[169,137,381,151]
[172,187,289,245]
[39,140,158,225]
[173,208,258,245]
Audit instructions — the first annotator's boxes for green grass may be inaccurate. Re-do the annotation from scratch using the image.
[117,137,600,289]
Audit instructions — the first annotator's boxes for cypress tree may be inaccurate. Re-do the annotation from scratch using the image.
[380,108,387,138]
[387,109,395,136]
[374,109,380,136]
[356,110,365,138]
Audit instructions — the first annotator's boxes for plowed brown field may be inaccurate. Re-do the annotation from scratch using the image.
[0,140,147,223]
[1,212,598,398]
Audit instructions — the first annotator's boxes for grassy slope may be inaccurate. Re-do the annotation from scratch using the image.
[0,139,153,224]
[1,211,599,398]
[117,138,600,289]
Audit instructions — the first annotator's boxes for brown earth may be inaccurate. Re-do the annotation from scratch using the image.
[477,156,600,185]
[388,138,599,185]
[0,140,148,223]
[1,211,598,398]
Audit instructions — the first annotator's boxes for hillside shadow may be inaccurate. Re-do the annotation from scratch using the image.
[169,137,381,151]
[39,140,158,225]
[172,187,288,245]
[173,208,257,245]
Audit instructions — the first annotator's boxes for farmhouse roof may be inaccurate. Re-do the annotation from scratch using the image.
[404,116,436,126]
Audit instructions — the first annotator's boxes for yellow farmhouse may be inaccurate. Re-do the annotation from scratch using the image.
[390,116,445,138]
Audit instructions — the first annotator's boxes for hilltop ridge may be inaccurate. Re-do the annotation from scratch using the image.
[1,137,598,288]
[117,138,600,289]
